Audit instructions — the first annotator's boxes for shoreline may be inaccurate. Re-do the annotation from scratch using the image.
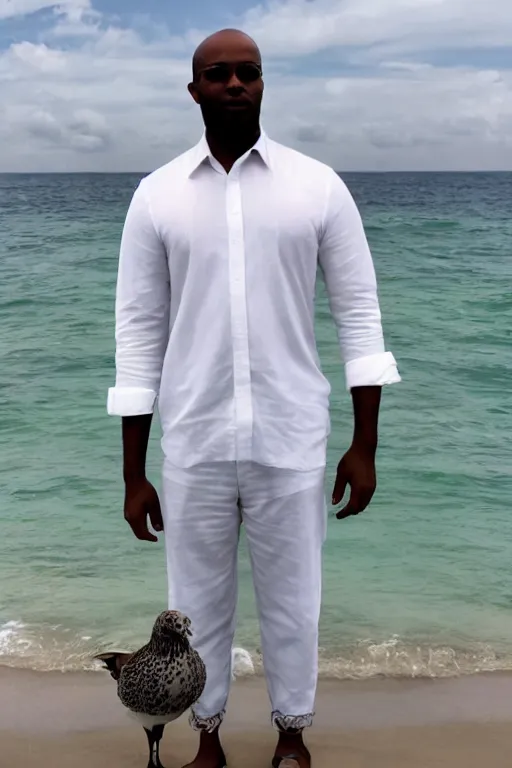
[2,627,512,678]
[3,668,512,766]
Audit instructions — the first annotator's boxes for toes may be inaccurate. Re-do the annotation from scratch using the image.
[273,752,310,768]
[272,757,301,768]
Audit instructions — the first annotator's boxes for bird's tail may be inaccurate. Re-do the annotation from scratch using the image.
[94,651,133,680]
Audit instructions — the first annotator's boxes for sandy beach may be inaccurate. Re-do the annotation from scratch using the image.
[2,668,512,767]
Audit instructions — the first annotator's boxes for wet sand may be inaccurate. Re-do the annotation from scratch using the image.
[2,667,512,767]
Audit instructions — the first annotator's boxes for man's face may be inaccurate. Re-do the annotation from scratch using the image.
[188,36,264,134]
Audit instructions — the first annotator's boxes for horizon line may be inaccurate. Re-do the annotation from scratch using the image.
[1,169,512,175]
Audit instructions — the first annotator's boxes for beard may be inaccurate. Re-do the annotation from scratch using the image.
[199,99,261,140]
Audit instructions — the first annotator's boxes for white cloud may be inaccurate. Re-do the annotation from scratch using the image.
[6,104,111,155]
[243,0,512,59]
[10,41,67,72]
[50,5,102,37]
[265,66,512,169]
[0,0,89,20]
[1,0,512,171]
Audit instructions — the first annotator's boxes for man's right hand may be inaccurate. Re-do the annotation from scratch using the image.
[124,478,163,542]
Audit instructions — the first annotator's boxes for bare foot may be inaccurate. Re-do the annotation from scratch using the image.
[182,729,227,768]
[273,731,311,768]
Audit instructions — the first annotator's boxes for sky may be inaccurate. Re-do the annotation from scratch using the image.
[1,0,512,172]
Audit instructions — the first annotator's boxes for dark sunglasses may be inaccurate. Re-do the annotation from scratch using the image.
[201,62,262,84]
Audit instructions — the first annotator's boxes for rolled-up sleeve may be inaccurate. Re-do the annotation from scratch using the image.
[318,171,401,390]
[107,178,170,416]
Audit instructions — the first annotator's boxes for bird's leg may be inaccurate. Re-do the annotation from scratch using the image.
[145,725,166,768]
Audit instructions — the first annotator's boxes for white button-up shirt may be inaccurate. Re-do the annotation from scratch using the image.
[107,132,400,471]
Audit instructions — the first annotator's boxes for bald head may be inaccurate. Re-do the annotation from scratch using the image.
[192,29,261,81]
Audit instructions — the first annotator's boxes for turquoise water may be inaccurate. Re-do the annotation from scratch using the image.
[1,171,511,678]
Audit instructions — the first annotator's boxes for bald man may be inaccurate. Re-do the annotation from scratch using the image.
[108,28,400,768]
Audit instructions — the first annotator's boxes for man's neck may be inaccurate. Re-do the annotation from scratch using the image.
[206,126,261,173]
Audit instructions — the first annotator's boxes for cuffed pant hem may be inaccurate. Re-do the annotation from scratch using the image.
[272,711,314,732]
[189,709,225,733]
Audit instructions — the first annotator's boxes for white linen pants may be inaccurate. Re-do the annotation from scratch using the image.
[161,460,327,732]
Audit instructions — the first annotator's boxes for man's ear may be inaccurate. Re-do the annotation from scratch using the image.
[188,82,200,104]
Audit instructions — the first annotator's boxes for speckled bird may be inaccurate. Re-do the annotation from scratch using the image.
[95,610,206,768]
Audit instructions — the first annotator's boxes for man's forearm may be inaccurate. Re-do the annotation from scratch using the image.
[122,415,153,485]
[351,386,381,455]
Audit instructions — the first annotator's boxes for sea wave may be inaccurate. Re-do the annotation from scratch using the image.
[2,620,512,680]
[315,636,512,679]
[0,620,99,672]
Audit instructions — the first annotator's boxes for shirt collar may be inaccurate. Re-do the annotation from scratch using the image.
[187,129,271,177]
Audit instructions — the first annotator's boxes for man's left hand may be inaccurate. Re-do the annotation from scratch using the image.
[332,444,377,520]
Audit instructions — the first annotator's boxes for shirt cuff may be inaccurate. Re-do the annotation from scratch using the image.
[107,386,157,416]
[345,351,401,390]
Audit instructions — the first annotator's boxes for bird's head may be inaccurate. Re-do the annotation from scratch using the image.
[152,610,193,643]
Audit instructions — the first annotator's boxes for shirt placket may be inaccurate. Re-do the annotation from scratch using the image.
[226,167,253,460]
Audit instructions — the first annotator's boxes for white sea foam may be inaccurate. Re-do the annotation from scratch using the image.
[0,620,27,653]
[231,647,256,679]
[1,621,512,680]
[0,619,100,672]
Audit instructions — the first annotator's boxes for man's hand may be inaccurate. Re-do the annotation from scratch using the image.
[124,478,163,542]
[332,444,377,520]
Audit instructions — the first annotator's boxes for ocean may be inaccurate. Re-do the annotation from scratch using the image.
[1,170,511,679]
